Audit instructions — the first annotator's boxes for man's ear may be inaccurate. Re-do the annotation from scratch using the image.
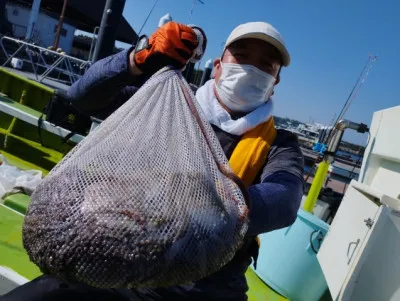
[274,73,280,86]
[271,73,280,97]
[212,58,222,79]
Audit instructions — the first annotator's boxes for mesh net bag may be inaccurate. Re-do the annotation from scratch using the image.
[23,68,249,288]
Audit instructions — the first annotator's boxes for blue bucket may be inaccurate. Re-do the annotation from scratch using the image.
[254,209,329,301]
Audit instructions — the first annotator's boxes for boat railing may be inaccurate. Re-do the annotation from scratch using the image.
[0,36,91,86]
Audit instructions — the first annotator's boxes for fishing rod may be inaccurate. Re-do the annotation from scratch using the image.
[303,55,378,209]
[137,0,160,37]
[339,56,378,119]
[305,57,377,181]
[189,0,204,22]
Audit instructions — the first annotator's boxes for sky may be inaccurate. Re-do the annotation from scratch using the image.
[113,0,399,144]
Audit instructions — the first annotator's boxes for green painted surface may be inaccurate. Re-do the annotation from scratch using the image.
[0,68,70,172]
[0,131,62,172]
[0,94,43,118]
[0,68,53,94]
[3,194,31,215]
[0,67,53,112]
[246,268,288,301]
[0,93,73,171]
[0,111,13,129]
[4,132,63,163]
[10,118,75,154]
[0,204,42,280]
[0,151,50,175]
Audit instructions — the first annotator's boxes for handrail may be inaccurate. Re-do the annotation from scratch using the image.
[0,36,91,86]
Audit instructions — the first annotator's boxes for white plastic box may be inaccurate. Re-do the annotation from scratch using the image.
[11,58,23,70]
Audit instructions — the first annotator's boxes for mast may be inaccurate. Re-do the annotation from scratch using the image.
[26,0,41,40]
[92,0,126,62]
[53,0,68,49]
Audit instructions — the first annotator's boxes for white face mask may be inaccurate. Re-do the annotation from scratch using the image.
[215,62,276,113]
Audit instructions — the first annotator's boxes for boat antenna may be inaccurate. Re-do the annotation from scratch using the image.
[326,55,378,144]
[137,0,160,36]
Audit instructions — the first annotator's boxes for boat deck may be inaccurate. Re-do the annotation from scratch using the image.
[0,204,42,281]
[1,67,70,92]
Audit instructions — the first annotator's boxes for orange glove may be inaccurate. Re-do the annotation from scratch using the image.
[134,22,199,74]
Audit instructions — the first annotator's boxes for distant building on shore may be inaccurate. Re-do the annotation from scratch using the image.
[5,1,76,53]
[3,0,137,57]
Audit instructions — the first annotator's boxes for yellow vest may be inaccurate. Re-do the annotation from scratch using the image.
[228,117,277,249]
[229,117,277,187]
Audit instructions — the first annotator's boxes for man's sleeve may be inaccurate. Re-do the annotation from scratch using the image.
[68,48,145,114]
[246,131,304,236]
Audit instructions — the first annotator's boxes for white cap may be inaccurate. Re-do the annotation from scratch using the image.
[224,21,290,66]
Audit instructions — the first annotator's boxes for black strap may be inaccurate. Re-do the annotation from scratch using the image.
[250,238,260,270]
[37,113,45,147]
[229,237,260,270]
[61,132,75,144]
[38,112,76,147]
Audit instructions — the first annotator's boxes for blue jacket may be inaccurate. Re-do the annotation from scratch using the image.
[67,49,305,300]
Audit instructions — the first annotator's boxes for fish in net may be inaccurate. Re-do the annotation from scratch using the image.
[23,68,249,288]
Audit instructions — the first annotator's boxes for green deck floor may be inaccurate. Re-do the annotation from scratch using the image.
[246,268,288,301]
[3,194,31,215]
[0,204,41,281]
[0,150,51,176]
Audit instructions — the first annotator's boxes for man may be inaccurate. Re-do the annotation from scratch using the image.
[1,21,303,301]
